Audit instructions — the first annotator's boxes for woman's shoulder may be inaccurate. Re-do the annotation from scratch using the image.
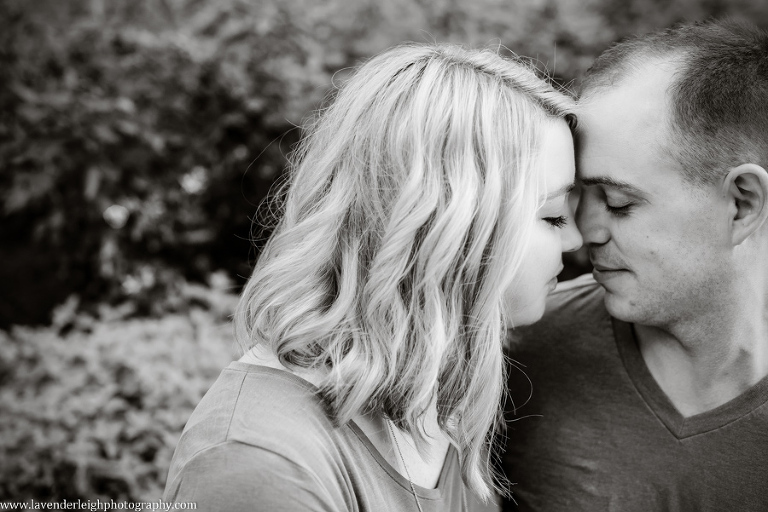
[227,361,336,443]
[190,361,335,448]
[169,362,341,478]
[164,437,354,510]
[165,362,358,506]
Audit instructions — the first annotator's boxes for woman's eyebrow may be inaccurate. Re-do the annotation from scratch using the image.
[545,182,576,201]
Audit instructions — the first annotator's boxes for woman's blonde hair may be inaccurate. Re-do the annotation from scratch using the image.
[234,43,574,500]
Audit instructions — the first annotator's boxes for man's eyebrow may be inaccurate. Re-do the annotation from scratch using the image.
[579,176,641,193]
[544,182,576,201]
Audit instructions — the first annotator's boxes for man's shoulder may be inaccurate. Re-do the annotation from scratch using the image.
[549,271,603,298]
[516,273,611,342]
[546,273,606,318]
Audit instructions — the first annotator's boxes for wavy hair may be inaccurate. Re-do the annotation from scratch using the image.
[234,43,574,500]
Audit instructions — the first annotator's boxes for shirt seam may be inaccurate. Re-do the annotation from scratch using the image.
[224,370,248,441]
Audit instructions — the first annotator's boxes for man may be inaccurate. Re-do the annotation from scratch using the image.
[502,19,768,512]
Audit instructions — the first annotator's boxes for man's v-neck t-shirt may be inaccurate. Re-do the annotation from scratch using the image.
[504,274,768,512]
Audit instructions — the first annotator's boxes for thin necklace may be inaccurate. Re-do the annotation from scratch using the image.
[387,420,425,512]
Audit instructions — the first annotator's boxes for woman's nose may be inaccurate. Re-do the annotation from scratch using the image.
[563,218,583,253]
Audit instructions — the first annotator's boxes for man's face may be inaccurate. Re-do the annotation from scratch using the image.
[575,62,732,327]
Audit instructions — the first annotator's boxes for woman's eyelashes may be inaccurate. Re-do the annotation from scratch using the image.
[544,215,568,229]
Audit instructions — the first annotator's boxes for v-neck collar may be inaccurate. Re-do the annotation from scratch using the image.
[347,420,456,500]
[613,318,768,439]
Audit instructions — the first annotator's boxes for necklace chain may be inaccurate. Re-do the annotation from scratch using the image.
[386,420,469,511]
[387,420,425,512]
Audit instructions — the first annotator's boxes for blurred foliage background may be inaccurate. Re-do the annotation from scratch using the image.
[1,0,767,503]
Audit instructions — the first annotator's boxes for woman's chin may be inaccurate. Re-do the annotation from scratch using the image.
[505,304,545,329]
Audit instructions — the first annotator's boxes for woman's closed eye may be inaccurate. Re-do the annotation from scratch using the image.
[544,216,568,229]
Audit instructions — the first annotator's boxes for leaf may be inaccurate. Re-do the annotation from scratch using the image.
[4,171,56,214]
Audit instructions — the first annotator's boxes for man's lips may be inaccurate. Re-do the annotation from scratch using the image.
[588,250,626,273]
[592,263,624,272]
[591,262,628,285]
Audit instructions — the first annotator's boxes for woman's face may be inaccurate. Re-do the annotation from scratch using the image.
[504,121,582,327]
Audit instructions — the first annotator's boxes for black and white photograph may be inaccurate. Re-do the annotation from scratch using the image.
[2,1,768,511]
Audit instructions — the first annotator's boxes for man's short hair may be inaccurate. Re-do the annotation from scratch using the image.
[579,19,768,186]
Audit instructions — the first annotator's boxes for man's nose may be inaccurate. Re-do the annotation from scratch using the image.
[575,191,610,245]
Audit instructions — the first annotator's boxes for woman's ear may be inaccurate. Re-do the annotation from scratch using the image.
[723,163,768,246]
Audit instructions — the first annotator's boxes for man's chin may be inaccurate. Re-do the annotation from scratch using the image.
[602,291,642,323]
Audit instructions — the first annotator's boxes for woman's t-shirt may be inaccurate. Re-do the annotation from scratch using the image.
[164,362,498,512]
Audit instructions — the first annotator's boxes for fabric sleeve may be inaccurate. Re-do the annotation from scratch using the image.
[166,441,347,512]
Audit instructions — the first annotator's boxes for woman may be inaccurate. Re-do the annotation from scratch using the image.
[164,43,581,511]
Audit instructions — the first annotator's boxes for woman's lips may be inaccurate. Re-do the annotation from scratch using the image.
[548,266,564,291]
[548,276,558,291]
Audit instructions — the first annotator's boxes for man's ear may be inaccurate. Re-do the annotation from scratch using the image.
[723,163,768,246]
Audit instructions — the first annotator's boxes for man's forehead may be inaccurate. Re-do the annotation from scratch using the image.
[579,54,682,105]
[577,57,680,128]
[575,60,681,184]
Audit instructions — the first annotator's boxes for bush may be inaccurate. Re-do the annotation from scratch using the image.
[0,2,299,327]
[0,281,237,501]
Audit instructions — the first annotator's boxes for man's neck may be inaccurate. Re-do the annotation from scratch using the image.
[635,295,768,417]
